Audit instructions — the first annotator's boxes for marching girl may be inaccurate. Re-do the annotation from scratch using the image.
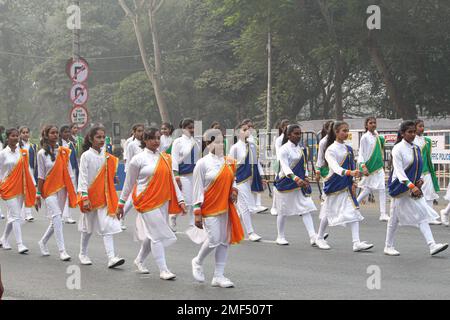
[36,125,75,261]
[315,121,374,252]
[273,124,320,246]
[0,131,4,219]
[229,123,266,242]
[160,122,174,153]
[0,128,36,253]
[59,125,79,224]
[121,123,145,230]
[385,121,447,256]
[413,120,441,225]
[117,128,186,279]
[315,120,334,185]
[19,126,38,222]
[77,126,125,268]
[270,119,290,216]
[356,117,389,222]
[171,118,201,231]
[191,129,244,288]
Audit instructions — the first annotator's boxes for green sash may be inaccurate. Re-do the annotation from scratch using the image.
[360,135,384,173]
[421,137,440,192]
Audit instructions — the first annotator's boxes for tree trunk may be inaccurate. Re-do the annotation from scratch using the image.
[367,30,415,119]
[334,52,344,120]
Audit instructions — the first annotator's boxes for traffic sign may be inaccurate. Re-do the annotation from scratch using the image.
[70,105,89,130]
[66,57,89,83]
[70,83,89,106]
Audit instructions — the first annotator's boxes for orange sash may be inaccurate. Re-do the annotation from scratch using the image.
[0,149,36,207]
[42,147,78,208]
[201,157,244,244]
[132,153,182,214]
[78,153,118,215]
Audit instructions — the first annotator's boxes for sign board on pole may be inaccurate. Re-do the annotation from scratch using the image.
[70,105,89,130]
[66,57,89,83]
[428,135,445,151]
[70,83,89,106]
[431,150,450,164]
[383,133,398,146]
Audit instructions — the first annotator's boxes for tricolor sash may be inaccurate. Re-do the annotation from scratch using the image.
[274,146,311,196]
[359,135,384,174]
[0,149,36,207]
[323,145,358,207]
[42,147,78,208]
[78,153,119,215]
[388,144,422,197]
[201,157,244,244]
[235,143,264,193]
[132,153,182,214]
[179,142,198,175]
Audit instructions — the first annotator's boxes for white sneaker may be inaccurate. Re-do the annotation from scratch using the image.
[211,276,234,288]
[429,219,442,225]
[169,215,177,232]
[160,270,176,280]
[65,218,76,224]
[430,243,449,256]
[270,208,277,216]
[440,210,449,227]
[276,237,289,246]
[379,214,390,222]
[108,256,125,268]
[384,246,400,256]
[18,244,29,254]
[134,258,149,274]
[191,258,205,282]
[0,238,11,250]
[38,240,50,256]
[315,239,331,250]
[25,216,34,222]
[78,254,93,265]
[60,251,71,261]
[256,206,268,213]
[120,220,127,230]
[248,233,262,242]
[353,241,374,252]
[0,214,5,219]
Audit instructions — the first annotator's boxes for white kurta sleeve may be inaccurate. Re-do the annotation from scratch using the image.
[77,154,89,193]
[192,160,205,206]
[358,135,368,164]
[392,146,409,183]
[37,152,46,180]
[325,148,345,177]
[316,140,326,168]
[171,140,180,172]
[120,156,140,202]
[279,147,293,177]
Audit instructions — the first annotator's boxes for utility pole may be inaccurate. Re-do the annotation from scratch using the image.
[72,0,80,61]
[266,31,272,133]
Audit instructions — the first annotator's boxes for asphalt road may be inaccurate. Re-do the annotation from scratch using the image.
[1,189,450,300]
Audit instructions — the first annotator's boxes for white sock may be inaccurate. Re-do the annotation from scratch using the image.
[379,189,387,215]
[196,239,214,264]
[240,207,254,235]
[301,213,316,238]
[80,232,91,256]
[2,222,13,242]
[214,244,228,278]
[52,215,66,252]
[136,238,152,263]
[103,234,115,259]
[350,222,360,244]
[419,222,435,246]
[12,220,23,246]
[151,241,168,273]
[385,215,399,248]
[277,215,287,239]
[317,218,328,240]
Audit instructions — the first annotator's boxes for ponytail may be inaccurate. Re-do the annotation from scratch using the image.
[282,124,301,145]
[82,126,106,154]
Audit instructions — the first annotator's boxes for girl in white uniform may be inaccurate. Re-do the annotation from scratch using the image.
[441,183,450,226]
[191,129,243,288]
[315,121,334,200]
[273,125,320,246]
[36,125,74,261]
[357,117,388,221]
[59,125,78,225]
[0,133,3,220]
[270,119,290,216]
[19,126,38,222]
[78,126,125,268]
[0,128,36,253]
[171,118,200,231]
[160,122,174,153]
[117,128,186,279]
[384,121,447,256]
[316,121,374,252]
[121,124,145,230]
[229,123,266,241]
[413,120,441,225]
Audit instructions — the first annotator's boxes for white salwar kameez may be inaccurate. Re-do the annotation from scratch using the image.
[21,141,34,220]
[229,140,263,235]
[160,135,173,153]
[413,135,439,203]
[319,142,364,227]
[61,139,78,222]
[270,134,284,215]
[123,139,143,221]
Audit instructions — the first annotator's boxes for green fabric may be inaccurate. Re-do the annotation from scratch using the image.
[319,166,329,178]
[74,135,84,157]
[359,135,384,173]
[165,143,173,155]
[422,137,440,192]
